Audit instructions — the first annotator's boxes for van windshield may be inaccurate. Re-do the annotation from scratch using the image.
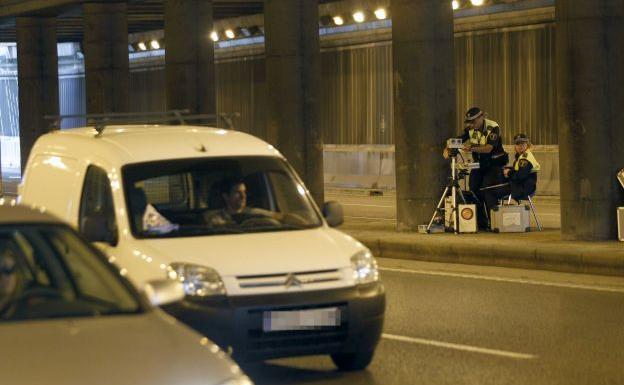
[122,156,323,238]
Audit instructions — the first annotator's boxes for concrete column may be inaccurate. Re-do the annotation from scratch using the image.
[557,0,624,240]
[392,0,456,231]
[264,0,324,206]
[165,0,216,116]
[83,2,129,113]
[16,17,59,172]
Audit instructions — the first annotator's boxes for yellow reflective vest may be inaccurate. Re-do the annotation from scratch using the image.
[468,119,499,146]
[514,150,540,173]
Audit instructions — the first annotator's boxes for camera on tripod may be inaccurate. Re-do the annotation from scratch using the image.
[446,138,463,157]
[446,138,463,149]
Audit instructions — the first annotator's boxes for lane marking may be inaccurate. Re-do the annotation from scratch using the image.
[379,267,624,293]
[382,333,537,360]
[341,203,394,208]
[345,216,396,221]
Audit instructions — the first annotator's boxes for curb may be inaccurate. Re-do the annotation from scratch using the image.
[350,234,624,278]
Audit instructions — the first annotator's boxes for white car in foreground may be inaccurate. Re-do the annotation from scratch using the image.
[0,204,252,385]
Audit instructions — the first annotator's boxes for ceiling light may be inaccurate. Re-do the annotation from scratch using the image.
[470,0,484,5]
[225,29,235,39]
[452,0,460,10]
[353,11,365,23]
[333,16,344,26]
[137,42,147,51]
[210,31,219,42]
[150,40,160,50]
[374,8,387,20]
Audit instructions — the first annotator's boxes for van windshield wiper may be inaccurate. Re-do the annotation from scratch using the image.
[178,225,244,235]
[242,223,315,233]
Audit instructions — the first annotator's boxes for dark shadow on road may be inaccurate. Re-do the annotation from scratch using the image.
[240,360,377,385]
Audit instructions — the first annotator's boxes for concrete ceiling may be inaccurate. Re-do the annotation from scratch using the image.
[0,0,334,42]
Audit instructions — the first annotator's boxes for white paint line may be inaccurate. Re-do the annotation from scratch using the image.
[341,203,395,208]
[379,267,624,293]
[382,333,537,360]
[345,216,396,221]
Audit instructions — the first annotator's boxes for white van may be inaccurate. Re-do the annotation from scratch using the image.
[19,125,385,370]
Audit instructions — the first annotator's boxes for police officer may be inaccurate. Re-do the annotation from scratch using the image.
[502,133,540,202]
[449,107,507,227]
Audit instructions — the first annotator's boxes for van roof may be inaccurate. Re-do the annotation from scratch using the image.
[32,125,282,166]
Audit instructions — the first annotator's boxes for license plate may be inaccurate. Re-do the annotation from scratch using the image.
[262,307,341,332]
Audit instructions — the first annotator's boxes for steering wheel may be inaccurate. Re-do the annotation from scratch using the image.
[281,212,308,226]
[240,216,281,228]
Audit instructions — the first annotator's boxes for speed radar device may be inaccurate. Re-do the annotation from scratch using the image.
[446,138,464,149]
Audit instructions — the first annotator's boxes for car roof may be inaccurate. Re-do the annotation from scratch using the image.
[0,203,64,225]
[32,125,282,166]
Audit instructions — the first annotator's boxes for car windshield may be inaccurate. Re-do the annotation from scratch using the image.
[122,156,323,238]
[0,225,141,322]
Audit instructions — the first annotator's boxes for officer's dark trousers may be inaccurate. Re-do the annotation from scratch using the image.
[485,177,537,204]
[469,167,504,227]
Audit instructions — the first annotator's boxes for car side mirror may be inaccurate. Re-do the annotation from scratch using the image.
[81,214,116,245]
[322,201,344,227]
[144,279,185,306]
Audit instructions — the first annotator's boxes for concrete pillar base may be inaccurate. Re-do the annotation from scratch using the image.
[392,0,456,231]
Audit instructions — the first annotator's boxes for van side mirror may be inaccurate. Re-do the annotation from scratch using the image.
[144,279,185,306]
[81,215,117,244]
[322,201,344,227]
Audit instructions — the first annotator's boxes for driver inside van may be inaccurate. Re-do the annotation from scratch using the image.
[203,178,279,226]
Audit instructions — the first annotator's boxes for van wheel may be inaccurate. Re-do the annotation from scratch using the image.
[330,350,375,371]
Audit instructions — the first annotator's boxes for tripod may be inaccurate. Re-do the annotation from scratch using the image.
[426,153,467,234]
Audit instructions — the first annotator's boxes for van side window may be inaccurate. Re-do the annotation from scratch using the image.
[79,166,118,245]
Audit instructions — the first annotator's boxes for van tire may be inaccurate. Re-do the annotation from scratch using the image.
[330,350,375,371]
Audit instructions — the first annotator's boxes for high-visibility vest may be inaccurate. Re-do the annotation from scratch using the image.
[514,149,540,173]
[468,119,499,146]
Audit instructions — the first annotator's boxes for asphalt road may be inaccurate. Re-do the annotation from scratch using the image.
[242,259,624,385]
[325,189,562,229]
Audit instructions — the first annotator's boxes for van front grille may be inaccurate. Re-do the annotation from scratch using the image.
[236,269,342,289]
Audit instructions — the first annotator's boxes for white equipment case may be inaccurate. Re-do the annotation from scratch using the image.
[490,205,531,233]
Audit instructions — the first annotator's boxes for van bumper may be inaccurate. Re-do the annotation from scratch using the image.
[162,282,385,361]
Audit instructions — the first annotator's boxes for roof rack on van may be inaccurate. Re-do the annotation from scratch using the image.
[44,110,219,136]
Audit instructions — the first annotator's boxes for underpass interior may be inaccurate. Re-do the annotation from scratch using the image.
[1,1,623,385]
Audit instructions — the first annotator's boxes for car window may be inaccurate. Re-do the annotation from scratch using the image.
[45,228,130,305]
[122,156,322,238]
[79,166,118,244]
[0,225,141,322]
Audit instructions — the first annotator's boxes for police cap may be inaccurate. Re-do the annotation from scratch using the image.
[513,133,530,144]
[464,107,483,122]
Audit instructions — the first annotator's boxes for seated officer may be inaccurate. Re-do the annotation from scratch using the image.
[484,133,540,206]
[503,133,540,201]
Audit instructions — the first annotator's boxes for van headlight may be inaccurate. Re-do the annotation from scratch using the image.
[168,263,226,297]
[218,375,254,385]
[351,250,379,284]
